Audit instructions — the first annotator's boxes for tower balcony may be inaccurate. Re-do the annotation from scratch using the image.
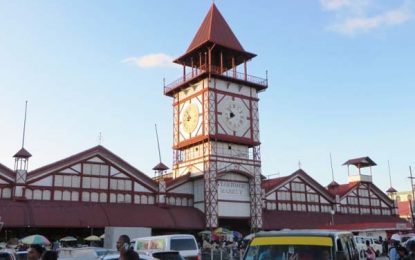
[164,65,268,96]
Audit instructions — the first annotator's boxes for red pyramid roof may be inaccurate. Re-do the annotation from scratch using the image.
[13,147,32,158]
[152,162,169,171]
[186,3,245,53]
[386,187,397,193]
[343,156,377,168]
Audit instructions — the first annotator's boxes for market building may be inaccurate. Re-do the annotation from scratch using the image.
[0,3,411,239]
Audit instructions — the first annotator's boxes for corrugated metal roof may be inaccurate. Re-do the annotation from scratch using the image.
[0,200,205,230]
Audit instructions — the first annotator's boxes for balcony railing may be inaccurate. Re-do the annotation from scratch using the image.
[164,65,268,94]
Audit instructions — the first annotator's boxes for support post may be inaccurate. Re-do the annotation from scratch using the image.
[244,60,247,81]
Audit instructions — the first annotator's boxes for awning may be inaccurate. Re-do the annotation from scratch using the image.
[263,210,411,231]
[0,200,205,230]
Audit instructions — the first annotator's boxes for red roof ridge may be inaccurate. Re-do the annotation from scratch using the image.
[0,162,15,181]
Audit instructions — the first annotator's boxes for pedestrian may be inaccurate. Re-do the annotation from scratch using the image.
[364,240,376,260]
[397,245,409,260]
[390,234,401,260]
[28,244,45,260]
[382,237,389,256]
[116,234,139,260]
[41,250,58,260]
[407,240,415,259]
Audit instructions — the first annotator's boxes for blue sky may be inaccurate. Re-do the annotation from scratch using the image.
[0,0,414,192]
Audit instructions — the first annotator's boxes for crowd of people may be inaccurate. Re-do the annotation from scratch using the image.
[201,237,247,259]
[362,234,415,260]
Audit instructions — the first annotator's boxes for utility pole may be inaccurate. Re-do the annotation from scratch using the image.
[408,166,415,227]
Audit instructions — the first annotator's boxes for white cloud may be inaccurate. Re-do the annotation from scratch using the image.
[329,6,412,35]
[122,53,177,68]
[320,0,352,11]
[320,0,413,35]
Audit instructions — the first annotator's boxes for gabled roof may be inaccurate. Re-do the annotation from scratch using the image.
[262,175,291,192]
[328,182,359,197]
[27,145,158,191]
[0,163,14,182]
[13,147,32,158]
[343,156,376,168]
[187,3,244,53]
[263,169,335,203]
[327,180,340,189]
[328,181,394,206]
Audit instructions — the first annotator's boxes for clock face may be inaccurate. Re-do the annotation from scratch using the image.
[223,101,246,131]
[182,103,199,134]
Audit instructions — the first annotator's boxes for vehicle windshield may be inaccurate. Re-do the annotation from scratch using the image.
[244,236,334,260]
[170,238,197,251]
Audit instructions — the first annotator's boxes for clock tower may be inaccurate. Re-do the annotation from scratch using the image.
[164,4,267,230]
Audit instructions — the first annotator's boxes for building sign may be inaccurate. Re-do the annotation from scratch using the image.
[218,181,249,201]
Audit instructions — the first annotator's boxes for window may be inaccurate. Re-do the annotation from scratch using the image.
[277,191,290,201]
[371,198,380,207]
[292,182,305,192]
[82,192,90,202]
[359,198,369,206]
[171,238,197,251]
[292,193,305,202]
[83,163,109,176]
[54,191,62,200]
[307,194,319,203]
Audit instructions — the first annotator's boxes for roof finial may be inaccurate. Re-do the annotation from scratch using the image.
[21,101,28,148]
[330,153,335,182]
[298,161,302,169]
[388,160,393,187]
[98,132,103,145]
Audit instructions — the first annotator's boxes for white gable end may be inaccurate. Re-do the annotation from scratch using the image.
[134,182,151,193]
[170,182,194,194]
[30,176,53,187]
[87,156,105,163]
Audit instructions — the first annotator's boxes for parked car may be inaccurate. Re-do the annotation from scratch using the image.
[58,247,116,260]
[132,234,199,260]
[354,236,382,257]
[243,230,359,260]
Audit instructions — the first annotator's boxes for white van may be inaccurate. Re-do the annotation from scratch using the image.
[131,234,200,260]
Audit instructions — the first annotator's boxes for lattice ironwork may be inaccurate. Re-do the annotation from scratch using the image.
[158,179,166,204]
[204,142,218,228]
[173,101,179,146]
[252,101,260,142]
[250,145,263,231]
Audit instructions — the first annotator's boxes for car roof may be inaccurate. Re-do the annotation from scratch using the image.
[254,230,353,238]
[132,234,195,241]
